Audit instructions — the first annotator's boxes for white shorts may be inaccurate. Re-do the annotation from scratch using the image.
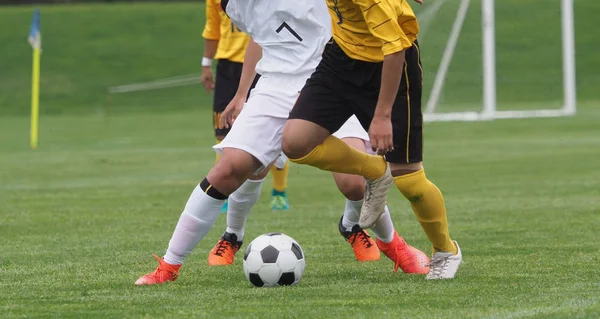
[213,72,310,170]
[334,116,376,155]
[332,115,369,141]
[273,153,288,169]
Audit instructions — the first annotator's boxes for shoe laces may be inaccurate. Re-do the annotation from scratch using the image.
[150,254,176,278]
[391,241,413,272]
[214,240,233,257]
[427,254,449,277]
[364,182,372,202]
[348,229,373,248]
[364,178,386,205]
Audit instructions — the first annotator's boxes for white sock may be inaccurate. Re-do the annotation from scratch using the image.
[163,184,224,265]
[371,205,395,243]
[341,199,362,231]
[225,178,264,241]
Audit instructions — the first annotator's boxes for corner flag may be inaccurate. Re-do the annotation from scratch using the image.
[28,9,41,149]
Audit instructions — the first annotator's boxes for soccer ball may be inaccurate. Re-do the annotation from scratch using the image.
[243,232,305,287]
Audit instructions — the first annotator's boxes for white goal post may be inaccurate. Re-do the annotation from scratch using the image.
[423,0,577,122]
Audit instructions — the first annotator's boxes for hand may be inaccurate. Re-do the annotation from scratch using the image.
[220,94,246,129]
[368,114,394,155]
[201,66,215,93]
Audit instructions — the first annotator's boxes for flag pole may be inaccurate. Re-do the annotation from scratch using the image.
[31,40,41,150]
[28,8,41,150]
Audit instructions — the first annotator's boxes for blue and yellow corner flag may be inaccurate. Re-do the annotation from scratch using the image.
[28,9,41,50]
[28,9,41,149]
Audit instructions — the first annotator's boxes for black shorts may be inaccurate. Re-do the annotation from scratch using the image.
[289,40,424,163]
[212,59,261,137]
[213,59,243,137]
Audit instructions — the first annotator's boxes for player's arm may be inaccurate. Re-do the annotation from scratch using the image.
[235,37,261,98]
[356,0,413,153]
[370,51,405,153]
[203,39,219,60]
[201,0,221,92]
[201,40,219,92]
[220,37,262,129]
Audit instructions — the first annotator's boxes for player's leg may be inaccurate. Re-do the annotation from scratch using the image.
[381,42,461,279]
[332,136,380,262]
[332,118,429,273]
[335,161,429,274]
[208,168,268,266]
[269,154,290,211]
[282,43,393,220]
[136,86,289,285]
[135,147,262,285]
[282,88,387,180]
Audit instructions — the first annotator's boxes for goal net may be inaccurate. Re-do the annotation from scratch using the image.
[415,0,576,122]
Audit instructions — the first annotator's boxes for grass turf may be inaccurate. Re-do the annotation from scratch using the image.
[1,104,599,318]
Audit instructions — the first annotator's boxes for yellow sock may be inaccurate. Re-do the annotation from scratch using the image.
[290,136,386,180]
[215,139,222,165]
[393,169,457,254]
[270,160,289,192]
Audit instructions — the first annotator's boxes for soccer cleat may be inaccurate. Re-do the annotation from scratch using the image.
[220,199,228,214]
[426,241,462,280]
[135,254,181,285]
[338,217,380,261]
[359,163,394,228]
[271,189,290,211]
[208,232,243,266]
[376,232,430,274]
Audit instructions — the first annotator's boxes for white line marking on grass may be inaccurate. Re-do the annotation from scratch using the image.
[416,0,448,43]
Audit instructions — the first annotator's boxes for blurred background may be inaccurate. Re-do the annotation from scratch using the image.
[0,0,597,117]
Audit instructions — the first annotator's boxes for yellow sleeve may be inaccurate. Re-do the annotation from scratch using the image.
[202,0,221,40]
[354,0,412,55]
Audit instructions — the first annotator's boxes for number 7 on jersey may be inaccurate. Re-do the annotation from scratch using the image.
[276,22,303,42]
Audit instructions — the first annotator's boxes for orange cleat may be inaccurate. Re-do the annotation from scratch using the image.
[338,217,380,262]
[208,232,243,266]
[135,254,181,285]
[376,232,430,274]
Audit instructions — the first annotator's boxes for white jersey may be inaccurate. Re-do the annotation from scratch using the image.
[223,0,331,76]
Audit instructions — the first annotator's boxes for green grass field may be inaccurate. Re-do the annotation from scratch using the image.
[2,106,600,318]
[1,1,600,318]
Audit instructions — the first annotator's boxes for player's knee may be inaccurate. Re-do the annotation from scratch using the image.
[335,175,365,201]
[211,158,238,182]
[209,151,259,194]
[389,162,423,177]
[282,119,328,159]
[282,123,311,159]
[282,138,309,159]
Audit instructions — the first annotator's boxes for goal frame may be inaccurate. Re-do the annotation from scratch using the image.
[423,0,576,122]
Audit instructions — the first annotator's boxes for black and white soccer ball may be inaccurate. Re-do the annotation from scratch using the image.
[243,232,305,287]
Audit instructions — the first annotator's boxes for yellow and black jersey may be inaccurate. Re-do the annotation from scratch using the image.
[202,0,249,63]
[327,0,419,62]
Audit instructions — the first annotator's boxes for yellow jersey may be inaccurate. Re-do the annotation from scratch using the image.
[202,0,249,63]
[327,0,419,62]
